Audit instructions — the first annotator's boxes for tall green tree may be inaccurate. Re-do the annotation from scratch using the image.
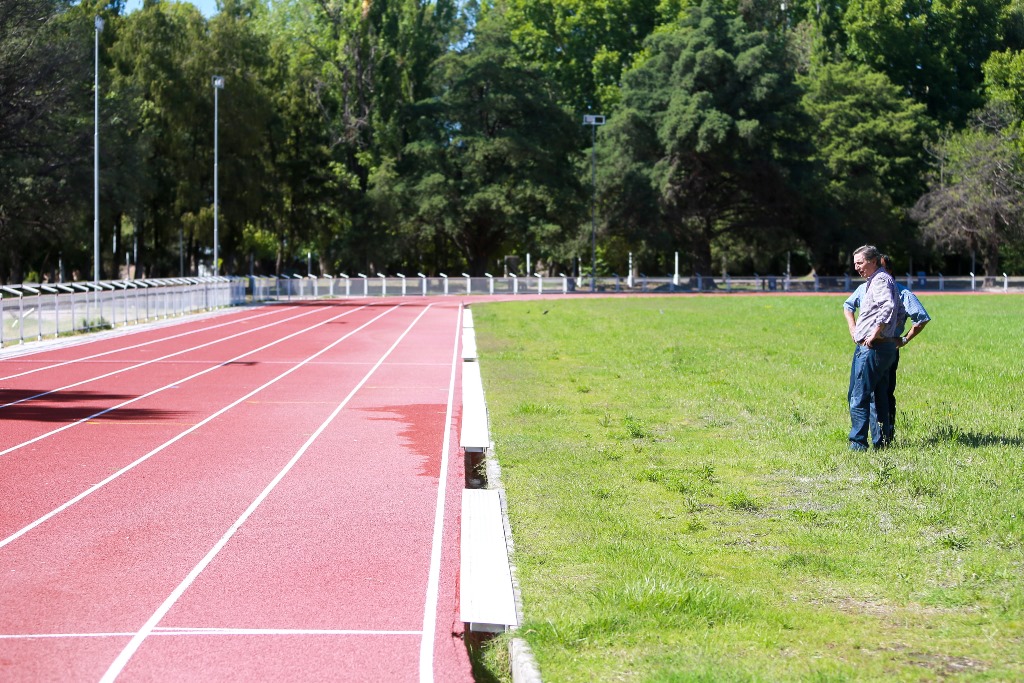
[499,0,662,113]
[278,0,457,274]
[800,61,933,267]
[110,0,213,276]
[601,0,807,276]
[204,0,277,274]
[0,0,94,282]
[843,0,1008,125]
[403,10,584,275]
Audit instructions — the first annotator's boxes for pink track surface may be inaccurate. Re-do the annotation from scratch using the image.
[0,301,472,682]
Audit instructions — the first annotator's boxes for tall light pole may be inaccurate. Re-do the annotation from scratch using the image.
[94,16,104,284]
[583,114,605,292]
[212,75,225,276]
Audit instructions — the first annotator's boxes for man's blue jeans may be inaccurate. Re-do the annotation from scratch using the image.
[848,344,898,449]
[869,351,900,447]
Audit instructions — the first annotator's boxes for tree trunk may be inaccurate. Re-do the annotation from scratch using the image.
[983,241,1000,287]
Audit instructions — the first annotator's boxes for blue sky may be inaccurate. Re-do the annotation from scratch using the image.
[123,0,219,18]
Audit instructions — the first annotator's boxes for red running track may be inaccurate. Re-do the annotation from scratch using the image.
[0,300,472,682]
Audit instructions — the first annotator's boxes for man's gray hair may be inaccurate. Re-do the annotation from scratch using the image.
[853,245,881,262]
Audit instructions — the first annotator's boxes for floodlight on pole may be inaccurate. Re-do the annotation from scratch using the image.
[94,16,104,284]
[212,75,225,276]
[582,114,606,292]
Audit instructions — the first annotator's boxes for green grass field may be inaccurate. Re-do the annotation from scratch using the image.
[471,294,1024,682]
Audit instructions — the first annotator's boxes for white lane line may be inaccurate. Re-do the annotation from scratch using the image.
[100,304,434,683]
[0,629,421,639]
[0,306,294,381]
[0,307,324,412]
[419,304,462,683]
[0,304,390,550]
[152,628,423,636]
[0,305,360,461]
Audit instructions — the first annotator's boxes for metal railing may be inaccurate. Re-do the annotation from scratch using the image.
[6,271,1017,348]
[247,272,1024,300]
[1,277,244,348]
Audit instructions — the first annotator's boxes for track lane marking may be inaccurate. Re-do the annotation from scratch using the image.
[0,307,326,412]
[99,304,434,683]
[0,304,394,550]
[419,304,462,683]
[0,305,368,461]
[0,306,296,381]
[0,628,422,639]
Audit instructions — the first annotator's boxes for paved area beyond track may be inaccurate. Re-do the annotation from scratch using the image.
[0,300,472,682]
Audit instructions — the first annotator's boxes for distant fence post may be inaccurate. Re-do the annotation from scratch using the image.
[696,273,702,291]
[1004,272,1009,292]
[485,273,494,295]
[970,272,976,291]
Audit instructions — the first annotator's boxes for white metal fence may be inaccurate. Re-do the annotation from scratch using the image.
[4,272,1019,348]
[251,272,1024,300]
[1,277,244,348]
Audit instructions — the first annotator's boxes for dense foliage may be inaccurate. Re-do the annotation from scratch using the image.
[2,0,1024,282]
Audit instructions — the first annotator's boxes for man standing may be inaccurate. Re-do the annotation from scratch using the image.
[846,246,902,451]
[843,255,931,447]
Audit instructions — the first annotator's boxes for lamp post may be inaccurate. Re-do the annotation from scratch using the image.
[94,16,104,284]
[583,114,605,292]
[212,75,225,276]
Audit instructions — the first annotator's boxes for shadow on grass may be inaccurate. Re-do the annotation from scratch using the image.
[921,424,1024,448]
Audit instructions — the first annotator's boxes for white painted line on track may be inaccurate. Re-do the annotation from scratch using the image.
[0,306,294,382]
[150,628,423,636]
[0,307,323,412]
[0,305,361,461]
[100,304,434,683]
[0,304,389,550]
[0,628,421,639]
[419,304,462,683]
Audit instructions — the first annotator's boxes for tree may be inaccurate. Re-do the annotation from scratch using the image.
[843,0,1008,126]
[499,0,662,113]
[0,0,93,282]
[403,10,584,275]
[800,61,933,267]
[205,0,278,274]
[110,0,215,276]
[274,0,458,274]
[911,104,1024,281]
[601,0,807,276]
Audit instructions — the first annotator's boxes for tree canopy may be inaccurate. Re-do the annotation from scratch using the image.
[2,0,1024,282]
